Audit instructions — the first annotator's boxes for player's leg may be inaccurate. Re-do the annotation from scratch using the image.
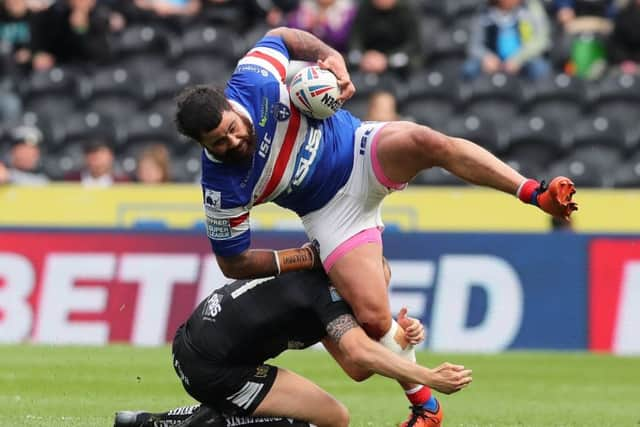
[253,367,349,427]
[326,242,390,339]
[326,243,441,426]
[374,121,524,194]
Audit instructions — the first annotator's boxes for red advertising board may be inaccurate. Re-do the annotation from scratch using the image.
[589,239,640,354]
[0,231,225,345]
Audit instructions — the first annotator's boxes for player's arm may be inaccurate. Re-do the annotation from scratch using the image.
[216,246,321,279]
[323,314,472,394]
[266,26,355,103]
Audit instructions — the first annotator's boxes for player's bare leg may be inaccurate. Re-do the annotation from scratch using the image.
[375,121,525,194]
[327,243,440,424]
[253,368,349,427]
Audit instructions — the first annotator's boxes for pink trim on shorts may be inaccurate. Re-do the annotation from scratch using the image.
[324,227,382,272]
[370,123,407,190]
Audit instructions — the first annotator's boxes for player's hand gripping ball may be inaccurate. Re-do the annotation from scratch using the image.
[289,65,342,119]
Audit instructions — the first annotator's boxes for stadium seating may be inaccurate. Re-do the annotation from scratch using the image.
[82,66,146,123]
[459,72,523,124]
[2,0,639,187]
[400,69,460,128]
[444,114,508,155]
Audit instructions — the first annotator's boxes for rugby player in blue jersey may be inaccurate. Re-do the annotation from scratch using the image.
[174,26,577,426]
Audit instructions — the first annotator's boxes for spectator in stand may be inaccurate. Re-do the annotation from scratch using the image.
[66,138,128,187]
[554,0,619,33]
[365,89,400,121]
[607,0,640,73]
[347,0,422,79]
[552,1,622,78]
[134,0,201,16]
[135,143,171,184]
[286,0,357,53]
[0,0,36,73]
[0,124,49,185]
[463,0,551,81]
[30,0,115,71]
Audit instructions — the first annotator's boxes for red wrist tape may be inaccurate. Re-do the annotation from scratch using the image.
[517,179,540,205]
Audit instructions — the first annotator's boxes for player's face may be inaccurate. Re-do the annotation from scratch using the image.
[201,109,256,165]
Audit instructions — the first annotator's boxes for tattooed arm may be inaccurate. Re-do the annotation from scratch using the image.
[266,27,355,103]
[321,314,474,394]
[322,314,374,382]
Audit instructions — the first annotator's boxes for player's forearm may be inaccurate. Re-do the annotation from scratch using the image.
[216,250,278,279]
[341,328,433,386]
[216,247,318,279]
[268,27,340,63]
[442,136,526,195]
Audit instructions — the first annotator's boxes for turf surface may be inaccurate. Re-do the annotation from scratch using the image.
[1,345,638,426]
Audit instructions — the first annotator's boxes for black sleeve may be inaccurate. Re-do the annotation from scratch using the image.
[313,284,354,329]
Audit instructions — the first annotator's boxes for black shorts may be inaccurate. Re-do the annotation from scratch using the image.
[172,325,278,417]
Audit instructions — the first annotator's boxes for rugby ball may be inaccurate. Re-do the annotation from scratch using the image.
[289,65,342,119]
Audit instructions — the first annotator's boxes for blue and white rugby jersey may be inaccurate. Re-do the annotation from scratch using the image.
[201,35,361,257]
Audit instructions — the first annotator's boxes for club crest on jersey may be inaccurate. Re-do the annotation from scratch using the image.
[328,286,343,302]
[204,188,221,209]
[271,102,291,121]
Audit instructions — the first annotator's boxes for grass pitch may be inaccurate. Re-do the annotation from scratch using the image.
[1,345,638,427]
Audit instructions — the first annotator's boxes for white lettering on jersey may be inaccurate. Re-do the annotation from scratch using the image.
[203,293,223,321]
[292,127,321,187]
[258,133,272,159]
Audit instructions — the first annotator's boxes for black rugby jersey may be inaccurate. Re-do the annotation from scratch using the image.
[181,270,352,364]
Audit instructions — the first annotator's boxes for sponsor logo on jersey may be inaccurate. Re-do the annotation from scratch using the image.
[237,64,266,75]
[258,133,272,159]
[173,356,190,386]
[204,188,221,209]
[259,97,269,127]
[206,217,232,239]
[254,365,270,378]
[203,293,223,320]
[271,102,291,121]
[287,340,306,349]
[291,127,321,188]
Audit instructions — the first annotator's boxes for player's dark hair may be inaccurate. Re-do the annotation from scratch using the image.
[174,85,231,142]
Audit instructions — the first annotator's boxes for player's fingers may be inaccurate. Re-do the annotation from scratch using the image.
[397,307,408,320]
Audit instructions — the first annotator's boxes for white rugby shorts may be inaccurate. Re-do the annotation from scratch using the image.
[301,121,407,271]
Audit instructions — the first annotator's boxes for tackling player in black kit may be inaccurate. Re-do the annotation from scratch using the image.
[115,266,472,427]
